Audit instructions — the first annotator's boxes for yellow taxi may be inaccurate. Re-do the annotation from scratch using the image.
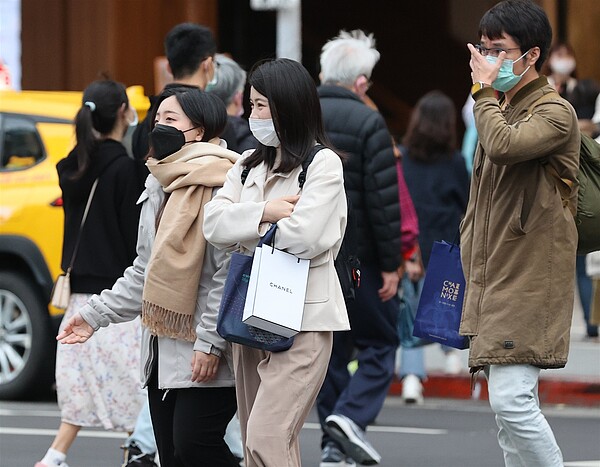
[0,86,149,399]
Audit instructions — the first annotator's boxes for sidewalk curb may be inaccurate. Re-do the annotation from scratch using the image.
[389,373,600,407]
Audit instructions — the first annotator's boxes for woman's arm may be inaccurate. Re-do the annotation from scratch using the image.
[204,157,268,249]
[275,149,347,259]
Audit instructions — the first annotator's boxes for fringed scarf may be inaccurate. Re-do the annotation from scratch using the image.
[142,141,238,341]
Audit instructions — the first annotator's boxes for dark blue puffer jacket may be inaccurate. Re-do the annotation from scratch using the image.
[318,85,401,272]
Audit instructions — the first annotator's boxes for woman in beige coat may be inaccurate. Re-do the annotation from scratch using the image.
[204,58,350,467]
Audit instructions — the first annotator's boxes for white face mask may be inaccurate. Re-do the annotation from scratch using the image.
[249,118,280,147]
[128,106,138,127]
[550,57,576,76]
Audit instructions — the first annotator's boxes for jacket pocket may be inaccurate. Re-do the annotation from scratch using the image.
[305,260,330,303]
[509,190,529,235]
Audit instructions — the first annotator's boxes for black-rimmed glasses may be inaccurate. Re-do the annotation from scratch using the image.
[475,44,521,58]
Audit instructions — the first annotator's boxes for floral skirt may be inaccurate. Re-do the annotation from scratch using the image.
[55,293,145,431]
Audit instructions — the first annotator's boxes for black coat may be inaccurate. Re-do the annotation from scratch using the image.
[318,85,401,272]
[57,139,143,293]
[401,148,469,268]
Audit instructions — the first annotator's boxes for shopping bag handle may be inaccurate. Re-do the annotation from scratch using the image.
[258,224,278,248]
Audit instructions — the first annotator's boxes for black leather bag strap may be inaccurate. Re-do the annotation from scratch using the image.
[65,177,99,273]
[298,144,327,188]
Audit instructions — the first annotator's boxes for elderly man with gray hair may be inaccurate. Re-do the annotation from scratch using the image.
[316,30,401,467]
[207,54,257,153]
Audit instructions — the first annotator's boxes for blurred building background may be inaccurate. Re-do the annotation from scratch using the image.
[6,0,600,137]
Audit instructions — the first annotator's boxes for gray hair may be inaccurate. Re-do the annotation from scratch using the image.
[208,54,247,106]
[319,30,380,86]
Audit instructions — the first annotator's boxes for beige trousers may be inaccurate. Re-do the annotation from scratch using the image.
[232,331,333,467]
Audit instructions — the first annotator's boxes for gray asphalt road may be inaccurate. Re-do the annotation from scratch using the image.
[1,397,599,467]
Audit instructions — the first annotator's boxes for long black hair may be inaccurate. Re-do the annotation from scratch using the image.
[243,58,337,173]
[72,79,128,179]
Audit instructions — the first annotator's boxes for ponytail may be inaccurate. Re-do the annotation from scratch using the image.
[71,103,97,180]
[70,79,129,180]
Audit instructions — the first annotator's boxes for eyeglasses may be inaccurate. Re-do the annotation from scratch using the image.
[475,45,521,58]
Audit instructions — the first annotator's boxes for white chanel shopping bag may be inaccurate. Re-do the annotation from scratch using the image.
[243,244,310,338]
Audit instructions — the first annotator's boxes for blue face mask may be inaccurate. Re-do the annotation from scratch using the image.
[486,49,531,93]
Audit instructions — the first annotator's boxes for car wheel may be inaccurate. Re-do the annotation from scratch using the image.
[0,271,55,399]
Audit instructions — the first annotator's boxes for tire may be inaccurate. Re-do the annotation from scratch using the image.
[0,271,55,400]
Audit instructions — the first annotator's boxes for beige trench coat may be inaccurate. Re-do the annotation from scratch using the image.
[459,77,580,369]
[203,147,350,332]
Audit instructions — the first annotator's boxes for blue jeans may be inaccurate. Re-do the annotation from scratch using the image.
[577,255,598,337]
[485,365,563,467]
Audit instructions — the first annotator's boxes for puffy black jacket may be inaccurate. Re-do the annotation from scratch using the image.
[318,85,401,272]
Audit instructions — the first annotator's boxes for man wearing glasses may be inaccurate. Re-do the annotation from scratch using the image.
[461,1,579,466]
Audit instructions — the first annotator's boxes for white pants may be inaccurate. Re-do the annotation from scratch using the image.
[485,365,563,467]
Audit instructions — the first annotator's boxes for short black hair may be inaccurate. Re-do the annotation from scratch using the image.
[176,89,227,141]
[164,23,216,80]
[479,0,552,71]
[243,58,336,173]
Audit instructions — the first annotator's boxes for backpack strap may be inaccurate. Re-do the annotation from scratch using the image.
[241,167,250,185]
[298,144,327,188]
[241,144,328,187]
[528,91,576,215]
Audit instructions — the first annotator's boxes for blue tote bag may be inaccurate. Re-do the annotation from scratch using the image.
[217,225,294,352]
[413,241,469,350]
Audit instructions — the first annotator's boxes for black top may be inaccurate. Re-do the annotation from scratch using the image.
[57,139,144,293]
[401,147,470,267]
[318,85,401,272]
[557,78,600,120]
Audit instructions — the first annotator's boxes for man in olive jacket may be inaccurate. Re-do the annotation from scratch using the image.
[462,1,579,466]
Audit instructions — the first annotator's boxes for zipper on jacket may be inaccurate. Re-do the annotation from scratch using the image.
[143,335,158,387]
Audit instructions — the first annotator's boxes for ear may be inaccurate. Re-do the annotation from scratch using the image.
[194,128,205,141]
[527,47,541,67]
[202,56,213,72]
[353,75,369,97]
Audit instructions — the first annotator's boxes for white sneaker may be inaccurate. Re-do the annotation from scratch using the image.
[324,414,381,465]
[401,374,424,404]
[445,350,463,375]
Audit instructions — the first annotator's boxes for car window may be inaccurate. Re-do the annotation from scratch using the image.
[0,114,45,170]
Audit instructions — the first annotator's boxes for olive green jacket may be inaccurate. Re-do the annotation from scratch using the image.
[459,77,580,369]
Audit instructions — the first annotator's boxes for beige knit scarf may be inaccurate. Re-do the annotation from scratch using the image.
[142,141,238,342]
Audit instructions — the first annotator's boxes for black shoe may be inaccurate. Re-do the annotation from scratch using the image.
[121,442,157,467]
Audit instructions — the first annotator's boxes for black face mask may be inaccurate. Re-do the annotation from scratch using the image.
[150,124,198,160]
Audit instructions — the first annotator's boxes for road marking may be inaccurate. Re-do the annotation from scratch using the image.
[302,422,447,435]
[0,423,447,439]
[0,408,61,417]
[564,462,600,467]
[0,427,127,439]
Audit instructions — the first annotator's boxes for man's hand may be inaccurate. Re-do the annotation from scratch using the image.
[379,270,400,302]
[191,351,220,383]
[56,313,95,344]
[467,43,505,86]
[262,196,300,223]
